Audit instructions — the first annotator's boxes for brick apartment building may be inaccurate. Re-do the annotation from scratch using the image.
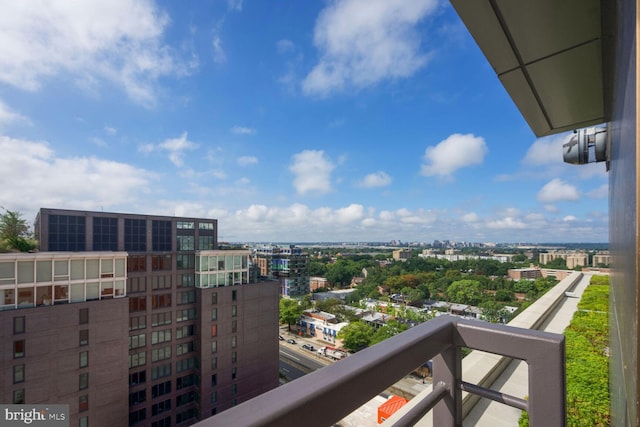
[0,208,279,427]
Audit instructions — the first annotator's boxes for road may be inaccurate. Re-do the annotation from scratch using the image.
[279,341,330,381]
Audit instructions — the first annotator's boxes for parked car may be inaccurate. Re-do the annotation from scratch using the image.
[301,344,314,351]
[278,335,284,341]
[286,339,296,344]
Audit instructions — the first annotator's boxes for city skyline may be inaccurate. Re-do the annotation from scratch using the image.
[0,0,608,243]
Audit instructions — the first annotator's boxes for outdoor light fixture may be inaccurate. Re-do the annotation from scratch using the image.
[562,125,608,166]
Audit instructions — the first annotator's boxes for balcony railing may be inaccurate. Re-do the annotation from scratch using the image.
[197,315,565,427]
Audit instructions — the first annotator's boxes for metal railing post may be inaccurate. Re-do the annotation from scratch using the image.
[433,343,462,427]
[528,338,566,426]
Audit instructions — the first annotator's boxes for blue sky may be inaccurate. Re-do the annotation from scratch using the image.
[0,0,608,243]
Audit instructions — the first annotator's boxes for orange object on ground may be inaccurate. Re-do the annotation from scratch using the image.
[377,395,409,424]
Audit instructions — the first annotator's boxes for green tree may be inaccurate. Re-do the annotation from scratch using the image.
[279,298,303,331]
[495,289,514,302]
[337,321,375,352]
[446,279,483,305]
[370,320,409,345]
[315,298,343,313]
[0,209,36,253]
[308,260,328,277]
[325,260,354,288]
[479,300,509,323]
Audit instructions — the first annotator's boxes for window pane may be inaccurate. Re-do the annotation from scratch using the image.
[36,260,52,282]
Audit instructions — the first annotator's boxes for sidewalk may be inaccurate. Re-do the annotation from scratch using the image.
[462,273,593,426]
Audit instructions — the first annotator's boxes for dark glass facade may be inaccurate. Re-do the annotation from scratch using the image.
[93,217,117,251]
[152,220,172,252]
[125,219,147,252]
[48,214,86,251]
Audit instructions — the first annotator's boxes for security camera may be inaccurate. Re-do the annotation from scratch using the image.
[562,126,608,165]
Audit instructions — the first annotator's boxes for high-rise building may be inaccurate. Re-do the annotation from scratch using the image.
[253,245,309,298]
[0,208,281,427]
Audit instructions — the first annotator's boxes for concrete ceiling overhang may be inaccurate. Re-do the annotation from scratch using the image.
[450,0,613,137]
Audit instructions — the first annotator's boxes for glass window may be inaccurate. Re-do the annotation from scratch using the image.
[180,274,194,288]
[211,308,217,321]
[80,329,89,346]
[211,325,217,337]
[152,220,172,251]
[86,260,99,279]
[129,334,146,349]
[177,235,194,251]
[13,364,24,383]
[124,218,147,252]
[211,357,217,370]
[232,305,237,317]
[80,351,88,368]
[93,217,117,251]
[211,292,217,305]
[177,221,194,229]
[17,261,34,284]
[13,316,25,334]
[14,340,25,358]
[79,394,89,412]
[79,417,88,427]
[70,260,84,280]
[232,335,237,348]
[151,255,171,271]
[176,255,195,270]
[0,261,15,285]
[211,341,217,354]
[48,214,86,251]
[13,389,24,404]
[1,289,15,307]
[36,260,52,282]
[101,259,113,275]
[86,282,99,300]
[79,308,89,324]
[79,373,88,390]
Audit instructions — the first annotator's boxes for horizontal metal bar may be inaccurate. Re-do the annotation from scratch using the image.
[388,381,450,427]
[194,315,564,427]
[195,315,456,427]
[460,381,528,411]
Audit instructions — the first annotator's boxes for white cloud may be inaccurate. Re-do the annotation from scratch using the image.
[104,126,117,135]
[522,133,571,166]
[420,133,488,178]
[302,0,438,96]
[227,0,243,11]
[289,150,335,195]
[0,100,29,127]
[357,171,392,188]
[0,136,154,216]
[537,178,580,203]
[563,215,577,221]
[587,184,608,198]
[461,212,479,222]
[230,126,256,135]
[212,35,226,64]
[0,0,195,106]
[276,39,295,54]
[237,156,258,166]
[486,217,526,229]
[90,137,107,147]
[139,132,198,167]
